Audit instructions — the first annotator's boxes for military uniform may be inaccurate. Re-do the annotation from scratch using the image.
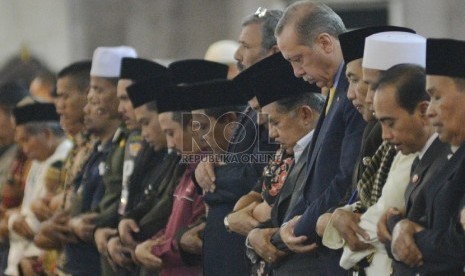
[124,151,182,242]
[62,128,126,276]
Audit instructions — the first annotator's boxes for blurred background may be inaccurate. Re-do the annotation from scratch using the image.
[0,0,464,90]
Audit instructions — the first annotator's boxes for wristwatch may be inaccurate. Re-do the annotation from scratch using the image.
[224,214,231,232]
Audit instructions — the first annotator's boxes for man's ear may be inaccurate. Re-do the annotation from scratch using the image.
[185,118,194,134]
[223,111,238,124]
[268,45,280,55]
[417,101,430,118]
[41,127,53,140]
[298,105,314,125]
[315,33,334,54]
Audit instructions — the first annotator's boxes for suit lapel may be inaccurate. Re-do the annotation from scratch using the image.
[426,144,465,225]
[305,68,348,185]
[271,143,311,225]
[405,138,447,210]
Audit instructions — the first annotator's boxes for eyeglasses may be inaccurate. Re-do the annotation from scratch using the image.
[254,7,267,18]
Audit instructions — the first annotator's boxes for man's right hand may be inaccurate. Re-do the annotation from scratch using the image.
[377,207,402,243]
[94,227,117,255]
[316,213,332,237]
[180,222,205,255]
[227,202,259,236]
[68,213,97,242]
[118,219,139,248]
[248,228,286,264]
[34,212,75,249]
[107,236,135,269]
[194,159,216,192]
[332,209,372,252]
[30,198,53,221]
[12,216,34,240]
[134,238,163,270]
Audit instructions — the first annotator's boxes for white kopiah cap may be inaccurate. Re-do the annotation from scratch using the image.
[90,46,137,77]
[362,32,426,70]
[204,40,239,64]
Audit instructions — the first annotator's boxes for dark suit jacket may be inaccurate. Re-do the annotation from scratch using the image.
[404,138,450,221]
[410,144,465,275]
[271,143,312,228]
[270,142,330,276]
[227,106,257,154]
[196,107,277,276]
[271,65,366,275]
[202,164,259,276]
[289,67,366,241]
[385,137,450,275]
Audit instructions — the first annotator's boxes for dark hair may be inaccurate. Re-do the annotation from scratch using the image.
[242,9,283,51]
[376,64,428,114]
[453,77,465,92]
[172,111,192,129]
[145,101,158,112]
[33,69,57,97]
[370,69,387,91]
[275,1,345,47]
[35,70,56,86]
[57,60,92,93]
[275,92,325,114]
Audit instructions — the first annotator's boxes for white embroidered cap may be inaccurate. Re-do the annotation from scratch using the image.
[90,46,137,77]
[362,32,426,70]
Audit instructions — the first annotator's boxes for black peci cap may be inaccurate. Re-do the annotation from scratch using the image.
[168,79,247,111]
[252,61,320,108]
[120,58,167,81]
[426,38,465,79]
[126,73,173,108]
[154,86,187,114]
[168,59,228,85]
[233,53,287,100]
[13,102,59,125]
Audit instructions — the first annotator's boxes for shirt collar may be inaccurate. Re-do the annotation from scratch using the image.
[418,132,438,160]
[293,129,314,163]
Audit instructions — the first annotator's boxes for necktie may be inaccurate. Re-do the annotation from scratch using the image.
[410,156,420,178]
[325,86,336,115]
[405,155,421,212]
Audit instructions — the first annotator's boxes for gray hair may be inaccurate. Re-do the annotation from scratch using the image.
[275,92,325,115]
[242,9,283,51]
[275,1,346,47]
[23,121,65,138]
